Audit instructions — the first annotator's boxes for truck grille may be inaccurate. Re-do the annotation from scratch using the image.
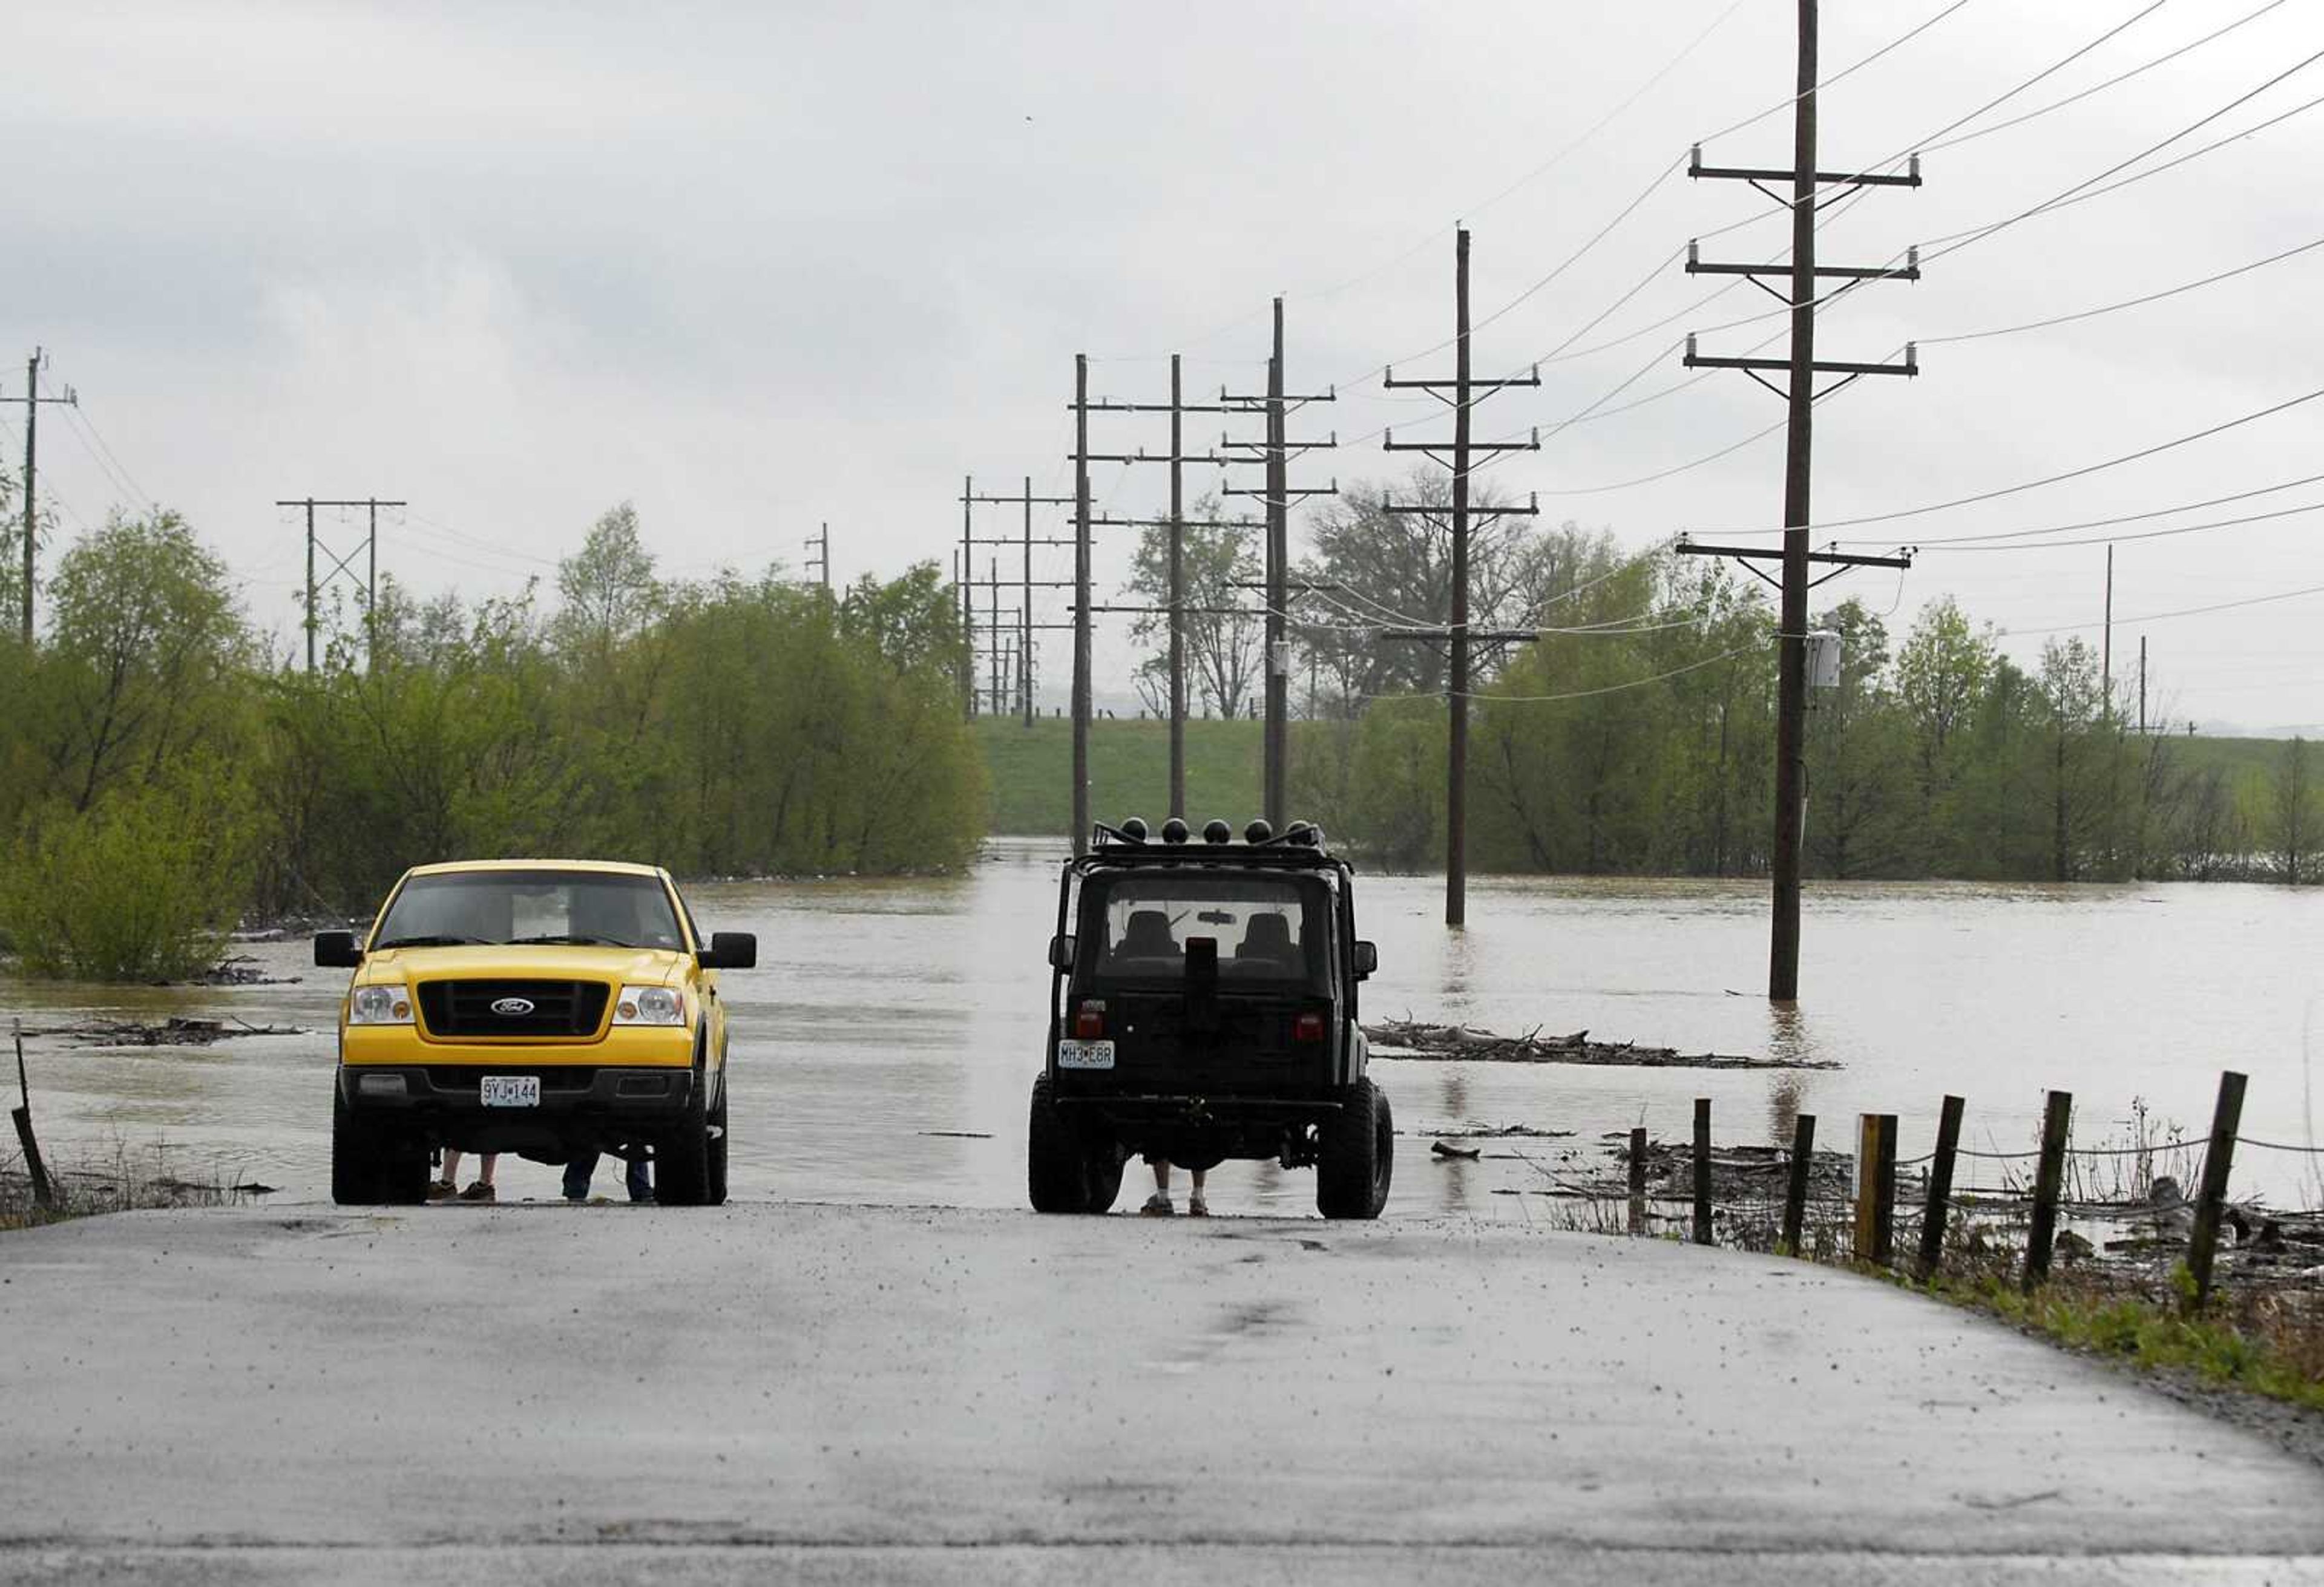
[416,980,610,1038]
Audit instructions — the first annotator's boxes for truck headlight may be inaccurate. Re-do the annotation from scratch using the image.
[614,985,685,1027]
[349,984,413,1024]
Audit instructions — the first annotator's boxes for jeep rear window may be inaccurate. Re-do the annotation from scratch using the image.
[373,870,684,951]
[1082,874,1326,987]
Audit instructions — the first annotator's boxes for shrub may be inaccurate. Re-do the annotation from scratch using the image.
[0,758,258,982]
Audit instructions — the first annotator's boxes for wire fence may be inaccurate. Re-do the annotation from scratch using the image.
[1489,1068,2317,1307]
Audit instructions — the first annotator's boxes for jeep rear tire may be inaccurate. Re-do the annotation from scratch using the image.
[657,1067,713,1206]
[1316,1078,1393,1220]
[1028,1074,1092,1213]
[1084,1135,1126,1214]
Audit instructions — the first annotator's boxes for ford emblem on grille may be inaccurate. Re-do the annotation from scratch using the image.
[490,997,536,1017]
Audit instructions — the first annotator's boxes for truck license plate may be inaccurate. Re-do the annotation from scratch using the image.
[1057,1040,1115,1070]
[481,1075,540,1107]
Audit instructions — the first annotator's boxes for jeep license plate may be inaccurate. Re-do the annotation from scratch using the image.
[1057,1040,1115,1070]
[481,1075,540,1107]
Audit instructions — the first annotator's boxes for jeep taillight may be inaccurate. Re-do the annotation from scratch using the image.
[1293,1011,1325,1043]
[1075,1000,1106,1039]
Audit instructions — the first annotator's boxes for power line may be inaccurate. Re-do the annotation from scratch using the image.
[1701,384,2324,538]
[1922,0,2289,156]
[1919,231,2324,348]
[1888,470,2324,548]
[2002,579,2324,638]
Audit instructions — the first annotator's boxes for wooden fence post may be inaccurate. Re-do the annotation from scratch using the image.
[1853,1114,1897,1264]
[1627,1125,1647,1235]
[2187,1070,2248,1309]
[2023,1089,2073,1292]
[1917,1095,1965,1283]
[12,1024,56,1212]
[1692,1098,1713,1246]
[1781,1113,1814,1257]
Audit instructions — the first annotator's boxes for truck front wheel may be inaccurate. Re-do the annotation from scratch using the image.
[657,1067,714,1206]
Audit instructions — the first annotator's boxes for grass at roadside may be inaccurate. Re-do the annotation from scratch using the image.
[977,716,1262,834]
[1919,1261,2324,1413]
[0,1140,250,1232]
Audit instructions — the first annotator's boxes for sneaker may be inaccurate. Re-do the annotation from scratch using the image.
[1140,1191,1173,1217]
[424,1179,457,1202]
[457,1182,496,1203]
[1187,1195,1210,1218]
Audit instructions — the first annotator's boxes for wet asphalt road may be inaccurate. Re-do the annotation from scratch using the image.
[2,1203,2320,1585]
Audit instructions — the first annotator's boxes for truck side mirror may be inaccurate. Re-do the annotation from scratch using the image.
[700,931,757,970]
[1353,941,1378,980]
[314,931,362,968]
[1048,934,1077,971]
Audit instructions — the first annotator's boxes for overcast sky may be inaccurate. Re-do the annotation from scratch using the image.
[10,1,2322,730]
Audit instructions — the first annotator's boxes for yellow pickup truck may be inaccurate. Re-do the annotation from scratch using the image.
[317,859,756,1206]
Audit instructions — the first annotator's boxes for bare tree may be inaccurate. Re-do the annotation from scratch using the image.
[1293,470,1566,712]
[1122,492,1263,719]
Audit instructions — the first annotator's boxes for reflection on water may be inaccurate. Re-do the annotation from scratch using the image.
[4,839,2322,1216]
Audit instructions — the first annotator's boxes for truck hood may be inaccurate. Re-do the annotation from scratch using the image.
[357,944,689,987]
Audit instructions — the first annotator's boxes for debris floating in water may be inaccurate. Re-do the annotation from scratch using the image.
[1364,1017,1836,1070]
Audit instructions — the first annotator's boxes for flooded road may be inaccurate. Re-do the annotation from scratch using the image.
[5,838,2322,1214]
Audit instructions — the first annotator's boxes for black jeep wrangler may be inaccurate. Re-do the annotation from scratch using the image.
[1028,816,1392,1220]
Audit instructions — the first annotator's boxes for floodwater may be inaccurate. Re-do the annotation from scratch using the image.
[5,837,2322,1216]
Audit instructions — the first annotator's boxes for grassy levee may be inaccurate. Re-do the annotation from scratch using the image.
[977,716,1263,834]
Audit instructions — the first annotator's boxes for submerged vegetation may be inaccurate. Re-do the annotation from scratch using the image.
[0,503,983,980]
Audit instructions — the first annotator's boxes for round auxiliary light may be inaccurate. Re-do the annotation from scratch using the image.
[1161,817,1190,845]
[1284,820,1316,846]
[1121,816,1149,841]
[1202,819,1232,845]
[1244,819,1273,844]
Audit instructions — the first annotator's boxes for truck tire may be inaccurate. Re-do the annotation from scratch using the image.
[332,1080,427,1205]
[330,1081,382,1205]
[1316,1078,1393,1220]
[1027,1074,1091,1213]
[706,1071,729,1207]
[657,1067,713,1206]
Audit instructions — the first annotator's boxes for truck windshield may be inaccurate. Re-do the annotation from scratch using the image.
[1083,873,1326,987]
[373,870,685,951]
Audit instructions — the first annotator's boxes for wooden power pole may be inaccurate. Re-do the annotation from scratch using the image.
[1380,231,1542,928]
[3,349,77,646]
[1675,0,1920,1001]
[278,496,404,673]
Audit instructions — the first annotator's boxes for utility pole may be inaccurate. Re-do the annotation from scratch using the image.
[1072,364,1254,816]
[1170,357,1186,814]
[1677,0,1921,1002]
[2,349,77,645]
[1221,301,1336,831]
[1072,357,1093,854]
[804,523,830,592]
[960,477,976,719]
[2139,635,2148,735]
[278,497,404,673]
[1379,230,1542,928]
[2102,543,2114,717]
[960,477,1076,724]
